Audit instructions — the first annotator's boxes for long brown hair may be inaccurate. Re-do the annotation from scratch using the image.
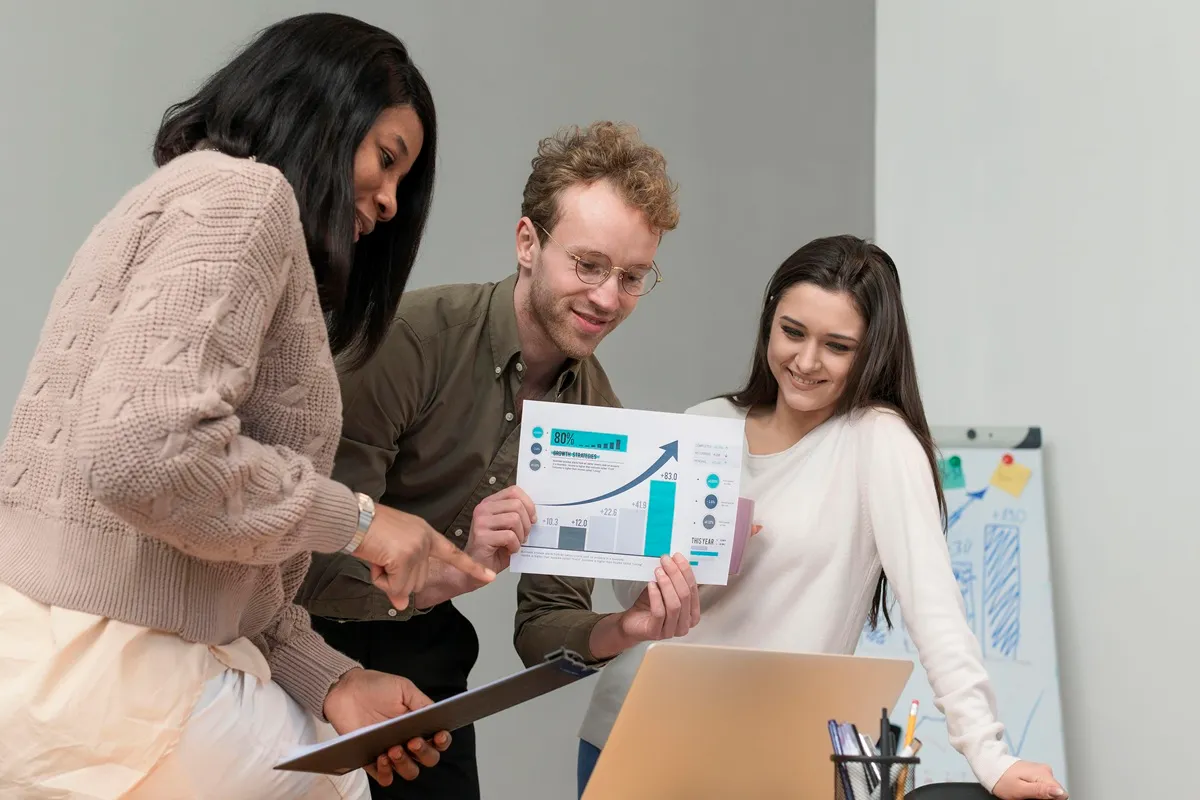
[724,235,947,630]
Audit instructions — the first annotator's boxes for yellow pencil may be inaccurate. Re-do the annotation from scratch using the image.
[895,701,919,799]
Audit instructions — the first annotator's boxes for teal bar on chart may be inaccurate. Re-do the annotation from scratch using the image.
[549,428,628,452]
[644,480,676,558]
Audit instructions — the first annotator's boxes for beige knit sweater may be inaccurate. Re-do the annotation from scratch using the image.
[0,150,364,718]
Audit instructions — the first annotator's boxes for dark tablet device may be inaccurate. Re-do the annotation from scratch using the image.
[275,648,597,776]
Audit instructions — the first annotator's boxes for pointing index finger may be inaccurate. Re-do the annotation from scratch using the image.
[430,533,496,584]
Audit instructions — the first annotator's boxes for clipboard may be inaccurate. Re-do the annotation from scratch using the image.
[275,648,597,776]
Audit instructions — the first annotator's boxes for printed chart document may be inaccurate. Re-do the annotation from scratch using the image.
[510,401,745,585]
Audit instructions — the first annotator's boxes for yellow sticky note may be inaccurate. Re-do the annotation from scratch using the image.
[989,458,1032,498]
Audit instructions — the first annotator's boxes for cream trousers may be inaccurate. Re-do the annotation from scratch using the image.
[0,582,368,799]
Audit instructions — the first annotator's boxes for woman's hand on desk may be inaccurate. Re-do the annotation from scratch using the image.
[589,553,701,659]
[992,760,1067,799]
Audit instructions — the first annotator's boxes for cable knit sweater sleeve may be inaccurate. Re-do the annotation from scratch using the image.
[864,410,1018,791]
[74,167,359,564]
[259,553,361,718]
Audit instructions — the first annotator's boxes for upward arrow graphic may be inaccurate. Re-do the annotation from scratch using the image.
[543,441,679,507]
[947,487,988,530]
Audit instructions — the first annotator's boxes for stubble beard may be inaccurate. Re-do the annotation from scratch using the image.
[527,272,600,361]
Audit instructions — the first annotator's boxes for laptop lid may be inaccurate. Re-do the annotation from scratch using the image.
[582,642,914,799]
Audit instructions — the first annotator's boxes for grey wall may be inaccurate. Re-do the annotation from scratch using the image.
[877,3,1197,795]
[0,2,874,798]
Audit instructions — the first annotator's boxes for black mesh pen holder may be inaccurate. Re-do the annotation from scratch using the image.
[832,754,919,800]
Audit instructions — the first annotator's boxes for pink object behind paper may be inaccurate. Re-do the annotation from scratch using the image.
[730,497,754,575]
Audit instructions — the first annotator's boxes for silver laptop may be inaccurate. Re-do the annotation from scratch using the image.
[582,642,914,799]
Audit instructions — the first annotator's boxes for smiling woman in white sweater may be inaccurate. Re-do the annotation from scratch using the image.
[575,236,1067,800]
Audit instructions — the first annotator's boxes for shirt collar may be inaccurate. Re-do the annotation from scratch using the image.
[488,272,580,394]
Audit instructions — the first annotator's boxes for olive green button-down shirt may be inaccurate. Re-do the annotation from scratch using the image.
[296,272,621,665]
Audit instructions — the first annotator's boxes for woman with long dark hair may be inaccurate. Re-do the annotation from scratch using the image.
[574,236,1067,799]
[0,13,492,798]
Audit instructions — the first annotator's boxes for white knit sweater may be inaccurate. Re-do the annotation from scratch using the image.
[578,398,1018,791]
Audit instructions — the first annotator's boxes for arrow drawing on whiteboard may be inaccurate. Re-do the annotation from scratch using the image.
[947,487,988,531]
[1002,690,1044,758]
[915,714,948,735]
[542,441,679,507]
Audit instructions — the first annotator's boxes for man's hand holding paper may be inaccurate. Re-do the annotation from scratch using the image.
[465,485,537,573]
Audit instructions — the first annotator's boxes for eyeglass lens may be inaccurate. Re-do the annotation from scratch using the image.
[573,252,657,295]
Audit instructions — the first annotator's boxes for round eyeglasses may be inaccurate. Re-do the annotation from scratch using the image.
[537,224,662,297]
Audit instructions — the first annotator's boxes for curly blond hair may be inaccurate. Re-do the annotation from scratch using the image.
[521,121,680,242]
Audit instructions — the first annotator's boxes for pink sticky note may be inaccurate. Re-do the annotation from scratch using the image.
[730,497,755,575]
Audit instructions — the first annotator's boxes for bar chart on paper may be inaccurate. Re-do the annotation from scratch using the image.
[526,478,678,558]
[511,401,745,585]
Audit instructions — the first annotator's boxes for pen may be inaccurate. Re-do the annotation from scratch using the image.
[828,720,854,800]
[828,720,843,755]
[858,731,881,787]
[880,708,891,757]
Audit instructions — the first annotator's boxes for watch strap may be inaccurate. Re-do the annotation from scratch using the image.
[343,491,374,554]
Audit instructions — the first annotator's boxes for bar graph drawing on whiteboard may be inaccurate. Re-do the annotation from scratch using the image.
[510,401,746,585]
[853,427,1068,789]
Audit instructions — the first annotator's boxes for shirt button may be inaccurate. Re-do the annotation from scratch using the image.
[454,528,464,537]
[488,476,497,485]
[505,412,514,421]
[516,363,524,372]
[494,366,502,374]
[387,608,397,617]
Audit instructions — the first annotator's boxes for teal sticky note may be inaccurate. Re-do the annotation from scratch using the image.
[939,455,966,490]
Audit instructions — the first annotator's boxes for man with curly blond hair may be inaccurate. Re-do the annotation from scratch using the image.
[297,122,699,800]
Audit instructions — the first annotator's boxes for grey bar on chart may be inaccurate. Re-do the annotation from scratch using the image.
[585,515,617,552]
[615,508,647,556]
[559,526,587,551]
[527,524,559,549]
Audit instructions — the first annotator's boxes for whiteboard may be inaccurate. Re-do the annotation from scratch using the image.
[854,426,1068,788]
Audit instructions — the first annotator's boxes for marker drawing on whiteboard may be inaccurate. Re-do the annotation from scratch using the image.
[862,621,888,647]
[952,560,978,635]
[912,697,1041,760]
[983,524,1021,659]
[993,507,1027,524]
[914,713,947,736]
[948,538,974,557]
[1002,690,1044,758]
[947,487,988,531]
